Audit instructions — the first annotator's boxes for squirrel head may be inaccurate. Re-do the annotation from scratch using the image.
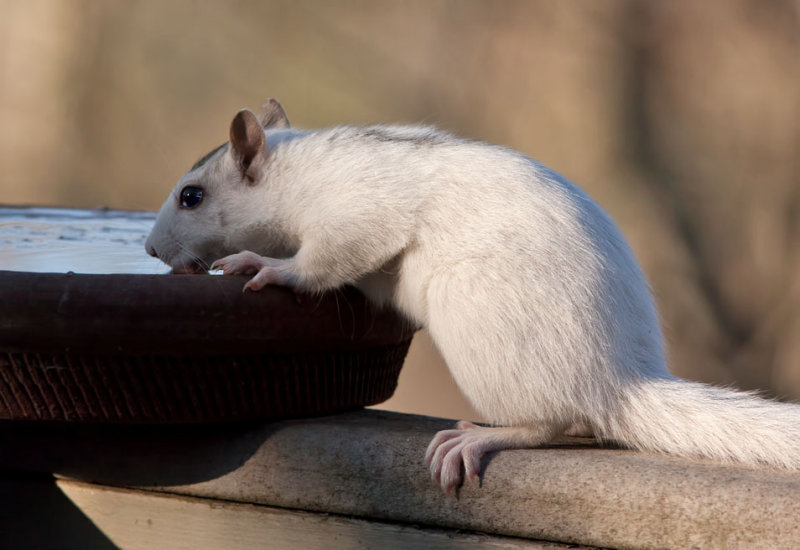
[145,98,291,273]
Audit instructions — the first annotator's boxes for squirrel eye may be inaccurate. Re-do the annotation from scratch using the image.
[180,186,204,209]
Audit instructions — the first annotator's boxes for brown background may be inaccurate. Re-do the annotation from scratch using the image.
[1,0,798,420]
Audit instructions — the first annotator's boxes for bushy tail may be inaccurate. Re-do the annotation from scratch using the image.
[600,378,800,469]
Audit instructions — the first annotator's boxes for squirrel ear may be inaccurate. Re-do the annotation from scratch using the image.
[230,109,267,182]
[257,98,290,129]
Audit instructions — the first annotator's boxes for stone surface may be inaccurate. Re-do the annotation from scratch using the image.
[1,409,799,549]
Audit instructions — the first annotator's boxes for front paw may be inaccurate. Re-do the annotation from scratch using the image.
[212,251,297,292]
[211,251,265,275]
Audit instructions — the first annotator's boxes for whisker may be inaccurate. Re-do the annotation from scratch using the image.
[176,241,210,271]
[362,293,378,339]
[332,287,356,340]
[173,240,237,299]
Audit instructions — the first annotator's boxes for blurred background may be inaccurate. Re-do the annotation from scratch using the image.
[1,0,798,420]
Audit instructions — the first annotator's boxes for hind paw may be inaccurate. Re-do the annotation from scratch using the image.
[424,420,561,494]
[424,421,485,493]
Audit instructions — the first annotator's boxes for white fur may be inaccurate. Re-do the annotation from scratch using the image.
[147,109,800,488]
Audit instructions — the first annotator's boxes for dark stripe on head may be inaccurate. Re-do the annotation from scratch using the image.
[191,142,229,171]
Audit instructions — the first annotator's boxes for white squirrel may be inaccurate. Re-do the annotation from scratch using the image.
[146,98,800,493]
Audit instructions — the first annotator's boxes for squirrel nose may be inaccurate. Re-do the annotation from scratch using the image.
[145,242,158,258]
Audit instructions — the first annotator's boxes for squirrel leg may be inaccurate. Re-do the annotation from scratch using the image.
[425,420,565,494]
[213,228,404,294]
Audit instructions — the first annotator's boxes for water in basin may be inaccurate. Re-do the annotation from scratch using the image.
[0,207,167,274]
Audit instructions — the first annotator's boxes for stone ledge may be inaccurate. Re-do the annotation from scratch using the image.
[0,409,798,549]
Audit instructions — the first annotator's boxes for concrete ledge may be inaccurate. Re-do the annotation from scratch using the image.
[1,409,799,549]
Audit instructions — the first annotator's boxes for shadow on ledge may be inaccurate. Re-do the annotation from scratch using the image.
[0,472,117,550]
[0,420,275,486]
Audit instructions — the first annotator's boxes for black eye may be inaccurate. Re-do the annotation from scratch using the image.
[180,186,204,209]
